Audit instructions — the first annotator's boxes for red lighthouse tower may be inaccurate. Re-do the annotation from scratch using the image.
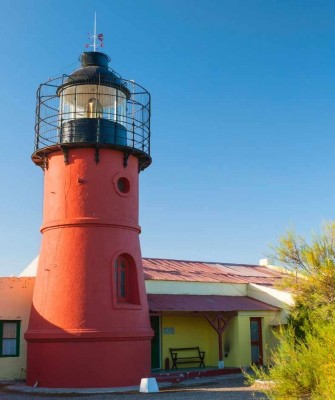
[25,49,153,388]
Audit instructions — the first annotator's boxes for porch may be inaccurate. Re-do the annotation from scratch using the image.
[151,366,242,383]
[148,294,281,370]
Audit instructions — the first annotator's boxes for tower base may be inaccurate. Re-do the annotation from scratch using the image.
[26,335,152,388]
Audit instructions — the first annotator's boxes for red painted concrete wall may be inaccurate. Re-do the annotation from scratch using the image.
[25,148,153,388]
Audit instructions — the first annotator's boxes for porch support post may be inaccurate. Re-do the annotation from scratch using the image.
[218,331,223,361]
[204,313,236,368]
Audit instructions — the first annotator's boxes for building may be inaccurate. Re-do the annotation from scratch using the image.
[0,257,293,382]
[0,39,293,388]
[144,258,292,370]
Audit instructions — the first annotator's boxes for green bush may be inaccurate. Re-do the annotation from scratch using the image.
[248,224,335,399]
[263,318,335,399]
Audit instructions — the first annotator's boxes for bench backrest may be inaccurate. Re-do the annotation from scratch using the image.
[170,347,201,355]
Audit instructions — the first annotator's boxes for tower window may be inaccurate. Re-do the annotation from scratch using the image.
[113,254,140,306]
[0,321,20,357]
[115,256,128,302]
[117,177,130,194]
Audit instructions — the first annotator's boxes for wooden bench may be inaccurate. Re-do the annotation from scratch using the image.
[169,347,206,369]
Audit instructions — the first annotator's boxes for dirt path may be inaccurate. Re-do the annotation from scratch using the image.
[1,375,267,400]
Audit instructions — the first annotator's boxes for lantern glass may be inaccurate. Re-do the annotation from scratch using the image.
[59,84,127,124]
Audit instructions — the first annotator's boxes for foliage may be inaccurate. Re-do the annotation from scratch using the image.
[250,318,335,399]
[249,223,335,399]
[274,223,335,339]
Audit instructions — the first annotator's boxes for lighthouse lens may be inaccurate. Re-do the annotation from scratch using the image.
[59,85,127,125]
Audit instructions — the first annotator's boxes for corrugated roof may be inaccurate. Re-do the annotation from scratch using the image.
[148,294,280,312]
[143,258,283,285]
[19,256,284,286]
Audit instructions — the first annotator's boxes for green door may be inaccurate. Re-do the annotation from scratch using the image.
[150,316,161,369]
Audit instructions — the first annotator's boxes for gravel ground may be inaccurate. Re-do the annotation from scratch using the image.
[0,375,268,400]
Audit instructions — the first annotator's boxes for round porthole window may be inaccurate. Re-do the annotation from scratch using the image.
[117,177,130,194]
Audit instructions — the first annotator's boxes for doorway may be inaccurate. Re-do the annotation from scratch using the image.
[250,317,263,365]
[150,316,161,369]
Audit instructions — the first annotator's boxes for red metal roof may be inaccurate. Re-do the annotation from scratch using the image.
[147,294,280,312]
[142,258,284,285]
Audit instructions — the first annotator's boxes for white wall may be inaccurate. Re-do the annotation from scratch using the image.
[247,283,294,324]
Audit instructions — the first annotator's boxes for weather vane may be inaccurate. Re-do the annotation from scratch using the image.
[85,12,104,51]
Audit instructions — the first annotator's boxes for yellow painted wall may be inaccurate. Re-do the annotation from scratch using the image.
[159,311,280,369]
[161,315,218,368]
[0,277,34,380]
[237,311,279,367]
[221,316,239,367]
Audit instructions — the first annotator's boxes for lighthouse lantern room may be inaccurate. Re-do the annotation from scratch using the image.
[33,50,150,168]
[25,44,153,388]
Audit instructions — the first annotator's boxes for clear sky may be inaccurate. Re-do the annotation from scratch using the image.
[1,0,335,276]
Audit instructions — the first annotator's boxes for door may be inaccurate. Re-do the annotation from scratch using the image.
[150,316,161,370]
[250,317,263,365]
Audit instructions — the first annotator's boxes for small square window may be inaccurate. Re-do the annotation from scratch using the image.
[0,321,20,357]
[163,327,175,335]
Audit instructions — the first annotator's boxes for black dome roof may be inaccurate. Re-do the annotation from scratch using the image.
[57,51,131,98]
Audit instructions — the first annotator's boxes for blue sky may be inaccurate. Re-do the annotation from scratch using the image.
[1,0,335,276]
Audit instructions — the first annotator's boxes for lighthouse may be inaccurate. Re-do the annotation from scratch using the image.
[25,45,153,387]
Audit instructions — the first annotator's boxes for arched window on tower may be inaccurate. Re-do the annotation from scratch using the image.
[113,254,141,306]
[115,256,128,302]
